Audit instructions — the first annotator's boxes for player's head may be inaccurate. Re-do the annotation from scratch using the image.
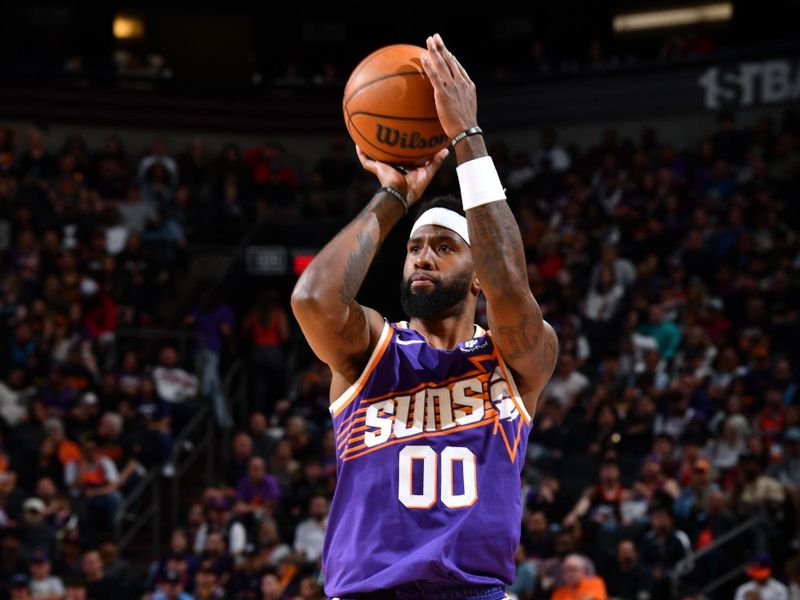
[401,195,480,320]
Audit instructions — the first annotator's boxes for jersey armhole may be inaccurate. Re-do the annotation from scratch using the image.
[329,321,393,417]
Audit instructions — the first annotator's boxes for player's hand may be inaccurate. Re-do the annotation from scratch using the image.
[356,145,449,208]
[420,33,478,139]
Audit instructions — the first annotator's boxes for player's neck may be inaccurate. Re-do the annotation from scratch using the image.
[408,313,477,350]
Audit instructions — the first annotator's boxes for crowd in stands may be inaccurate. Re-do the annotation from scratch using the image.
[0,104,799,600]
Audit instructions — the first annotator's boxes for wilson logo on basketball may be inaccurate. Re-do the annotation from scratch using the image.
[375,124,448,150]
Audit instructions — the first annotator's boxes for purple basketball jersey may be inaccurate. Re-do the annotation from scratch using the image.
[323,320,533,597]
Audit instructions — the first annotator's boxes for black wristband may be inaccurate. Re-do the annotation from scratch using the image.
[379,186,408,213]
[450,126,483,148]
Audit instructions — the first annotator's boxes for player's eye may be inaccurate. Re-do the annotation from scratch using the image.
[409,245,420,254]
[438,243,452,253]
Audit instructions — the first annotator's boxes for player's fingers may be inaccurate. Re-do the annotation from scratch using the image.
[432,34,463,81]
[355,146,376,171]
[450,53,473,86]
[425,35,455,80]
[420,51,446,88]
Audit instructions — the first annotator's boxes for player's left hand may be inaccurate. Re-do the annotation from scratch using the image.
[356,145,449,208]
[420,33,478,139]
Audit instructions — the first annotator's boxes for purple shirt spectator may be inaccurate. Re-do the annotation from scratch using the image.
[236,456,280,507]
[190,302,234,354]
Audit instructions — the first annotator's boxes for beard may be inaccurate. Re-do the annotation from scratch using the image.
[400,270,473,319]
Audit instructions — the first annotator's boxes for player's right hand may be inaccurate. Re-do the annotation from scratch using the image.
[356,145,449,208]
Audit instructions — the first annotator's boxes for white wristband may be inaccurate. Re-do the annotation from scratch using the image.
[456,156,507,211]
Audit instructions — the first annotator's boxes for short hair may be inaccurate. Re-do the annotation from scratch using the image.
[414,195,465,220]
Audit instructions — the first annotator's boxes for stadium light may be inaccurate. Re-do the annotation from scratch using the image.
[613,3,733,32]
[113,14,145,40]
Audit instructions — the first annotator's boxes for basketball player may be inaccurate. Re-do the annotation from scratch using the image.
[291,33,558,600]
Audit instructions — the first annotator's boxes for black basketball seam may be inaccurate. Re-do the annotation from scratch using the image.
[344,71,428,107]
[349,112,441,122]
[346,111,441,161]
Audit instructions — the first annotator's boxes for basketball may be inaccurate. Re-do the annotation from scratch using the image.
[343,44,448,165]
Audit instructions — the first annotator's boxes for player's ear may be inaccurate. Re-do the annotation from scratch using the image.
[471,275,482,296]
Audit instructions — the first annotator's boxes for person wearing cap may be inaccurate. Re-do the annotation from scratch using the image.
[10,573,32,600]
[152,569,193,600]
[291,33,559,600]
[28,550,65,600]
[19,498,56,562]
[733,552,789,600]
[674,458,719,523]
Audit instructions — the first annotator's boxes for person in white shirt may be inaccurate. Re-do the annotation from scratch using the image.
[734,553,789,600]
[28,551,64,600]
[293,495,328,565]
[543,353,589,408]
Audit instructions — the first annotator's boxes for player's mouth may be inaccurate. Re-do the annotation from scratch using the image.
[409,273,437,289]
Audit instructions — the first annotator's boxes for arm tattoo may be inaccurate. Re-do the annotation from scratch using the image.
[468,202,528,289]
[497,313,542,360]
[338,228,375,305]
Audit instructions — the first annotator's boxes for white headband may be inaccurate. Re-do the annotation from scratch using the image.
[409,207,470,246]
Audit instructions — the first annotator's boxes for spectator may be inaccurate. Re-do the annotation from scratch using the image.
[152,346,199,432]
[184,290,235,428]
[768,427,800,488]
[293,495,328,566]
[241,291,289,414]
[18,498,56,562]
[81,550,113,600]
[602,540,652,600]
[10,574,32,600]
[27,551,64,600]
[64,436,121,534]
[734,553,789,600]
[543,354,590,408]
[639,506,692,596]
[552,554,607,600]
[152,569,193,600]
[235,456,280,516]
[565,460,625,530]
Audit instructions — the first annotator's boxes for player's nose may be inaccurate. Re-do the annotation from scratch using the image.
[413,244,436,269]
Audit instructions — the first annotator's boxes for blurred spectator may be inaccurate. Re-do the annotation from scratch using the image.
[733,552,788,600]
[768,427,800,488]
[184,290,235,428]
[81,549,113,600]
[601,540,652,600]
[28,551,64,600]
[234,456,280,516]
[64,437,121,534]
[293,495,328,566]
[534,130,571,173]
[152,346,199,432]
[639,505,692,597]
[551,554,607,600]
[152,569,192,600]
[543,354,589,408]
[241,291,289,414]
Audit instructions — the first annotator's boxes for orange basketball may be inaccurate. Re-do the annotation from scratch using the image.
[343,44,447,165]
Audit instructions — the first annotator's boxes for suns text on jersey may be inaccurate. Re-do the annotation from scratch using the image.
[362,367,519,449]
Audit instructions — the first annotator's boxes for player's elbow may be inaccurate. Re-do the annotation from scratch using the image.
[290,284,319,317]
[290,284,341,325]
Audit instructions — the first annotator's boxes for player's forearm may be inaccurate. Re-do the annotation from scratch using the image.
[455,137,537,307]
[291,190,403,321]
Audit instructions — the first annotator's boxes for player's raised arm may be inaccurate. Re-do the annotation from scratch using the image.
[291,146,448,381]
[421,34,558,412]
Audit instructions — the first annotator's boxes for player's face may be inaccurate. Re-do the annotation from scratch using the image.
[401,225,474,319]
